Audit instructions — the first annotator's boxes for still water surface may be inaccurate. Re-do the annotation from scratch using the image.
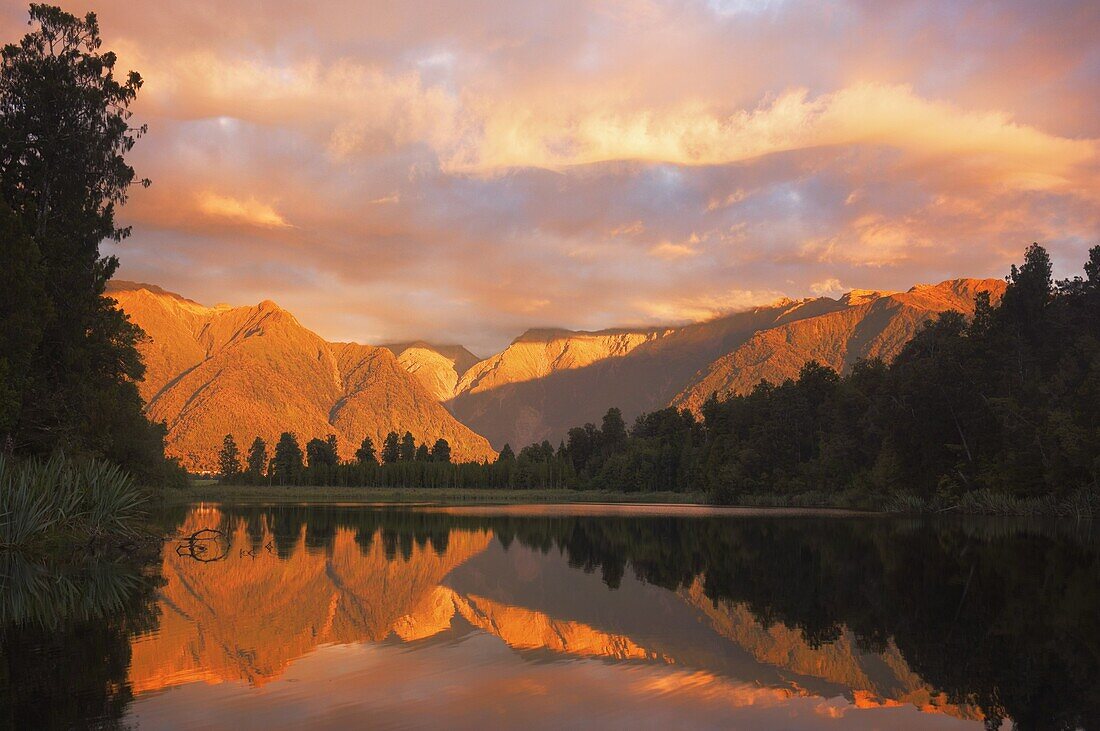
[2,503,1098,729]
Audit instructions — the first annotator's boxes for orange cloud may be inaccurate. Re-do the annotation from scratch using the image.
[649,241,699,260]
[196,192,292,228]
[636,288,788,322]
[444,84,1097,189]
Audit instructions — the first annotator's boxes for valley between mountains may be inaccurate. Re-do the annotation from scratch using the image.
[108,278,1004,472]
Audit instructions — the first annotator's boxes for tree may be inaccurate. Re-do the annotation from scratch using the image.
[415,443,430,462]
[399,431,416,462]
[272,432,303,484]
[430,438,451,463]
[246,437,268,476]
[217,434,241,480]
[566,424,601,473]
[601,408,628,452]
[0,6,169,481]
[355,436,377,465]
[381,431,400,464]
[306,436,337,468]
[496,444,515,463]
[0,202,45,436]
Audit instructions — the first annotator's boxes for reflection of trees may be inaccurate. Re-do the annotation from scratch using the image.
[0,553,148,627]
[187,506,1100,730]
[0,551,162,729]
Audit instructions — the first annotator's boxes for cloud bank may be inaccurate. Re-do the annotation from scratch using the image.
[3,0,1096,353]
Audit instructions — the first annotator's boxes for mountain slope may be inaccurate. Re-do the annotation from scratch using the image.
[671,278,1006,413]
[108,282,495,471]
[447,298,844,449]
[382,342,480,402]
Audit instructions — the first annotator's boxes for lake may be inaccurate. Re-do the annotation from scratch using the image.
[2,503,1097,729]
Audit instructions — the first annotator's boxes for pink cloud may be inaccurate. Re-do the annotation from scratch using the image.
[4,0,1090,353]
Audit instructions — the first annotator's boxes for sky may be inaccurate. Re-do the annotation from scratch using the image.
[3,0,1098,354]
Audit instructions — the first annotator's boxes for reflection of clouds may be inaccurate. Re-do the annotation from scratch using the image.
[9,0,1093,352]
[132,639,977,730]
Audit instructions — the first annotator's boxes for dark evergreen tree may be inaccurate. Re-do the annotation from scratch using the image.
[566,423,601,474]
[306,437,337,468]
[355,435,378,465]
[601,408,627,453]
[272,432,303,484]
[217,434,241,480]
[0,202,45,438]
[399,431,416,462]
[414,443,430,462]
[381,431,400,464]
[246,437,268,477]
[430,438,451,463]
[496,444,515,463]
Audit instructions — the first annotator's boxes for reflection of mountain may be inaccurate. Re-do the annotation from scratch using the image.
[128,509,492,692]
[443,534,980,721]
[129,509,978,723]
[678,580,976,719]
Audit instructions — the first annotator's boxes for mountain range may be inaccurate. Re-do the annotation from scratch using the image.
[109,277,1004,471]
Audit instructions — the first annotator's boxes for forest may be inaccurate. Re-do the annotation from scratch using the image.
[220,242,1100,512]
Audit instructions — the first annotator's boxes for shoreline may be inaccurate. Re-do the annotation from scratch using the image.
[164,485,712,507]
[161,483,1097,518]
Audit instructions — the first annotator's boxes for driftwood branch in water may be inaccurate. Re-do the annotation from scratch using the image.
[175,528,229,562]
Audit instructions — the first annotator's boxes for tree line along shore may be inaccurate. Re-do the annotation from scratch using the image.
[212,242,1100,516]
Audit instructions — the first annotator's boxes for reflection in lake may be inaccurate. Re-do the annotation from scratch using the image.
[2,505,1098,729]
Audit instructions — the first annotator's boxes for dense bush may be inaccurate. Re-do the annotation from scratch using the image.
[0,454,150,549]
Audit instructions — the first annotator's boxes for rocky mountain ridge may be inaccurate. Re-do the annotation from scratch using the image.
[107,282,496,472]
[109,277,1005,460]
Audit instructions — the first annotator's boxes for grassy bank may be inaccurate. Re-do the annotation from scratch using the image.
[165,482,1098,517]
[165,484,708,506]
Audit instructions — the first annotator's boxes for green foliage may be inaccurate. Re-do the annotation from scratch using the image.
[0,454,148,549]
[0,202,46,436]
[0,5,175,483]
[701,244,1100,506]
[306,434,338,469]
